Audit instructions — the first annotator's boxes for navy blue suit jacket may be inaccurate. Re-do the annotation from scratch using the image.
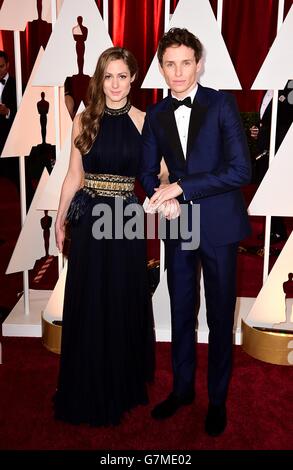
[139,84,251,246]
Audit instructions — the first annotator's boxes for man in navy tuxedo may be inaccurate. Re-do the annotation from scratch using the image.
[139,28,251,436]
[0,50,17,153]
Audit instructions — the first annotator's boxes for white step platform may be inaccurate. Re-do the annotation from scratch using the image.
[2,289,52,337]
[2,287,255,345]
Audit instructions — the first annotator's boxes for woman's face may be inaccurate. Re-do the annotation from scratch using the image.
[103,59,134,108]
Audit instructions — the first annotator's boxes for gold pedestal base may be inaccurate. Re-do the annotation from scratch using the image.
[242,320,293,366]
[41,312,62,354]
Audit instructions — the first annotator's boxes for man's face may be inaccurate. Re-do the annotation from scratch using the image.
[0,57,9,80]
[159,45,201,99]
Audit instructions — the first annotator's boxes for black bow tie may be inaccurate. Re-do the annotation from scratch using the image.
[0,78,6,85]
[172,96,192,110]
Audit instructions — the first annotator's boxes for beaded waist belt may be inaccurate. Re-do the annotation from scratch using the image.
[84,172,135,198]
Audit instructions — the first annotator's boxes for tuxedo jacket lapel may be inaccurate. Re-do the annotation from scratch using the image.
[157,101,186,168]
[186,96,208,158]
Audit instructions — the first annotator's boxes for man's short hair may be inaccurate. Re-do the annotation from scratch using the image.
[0,50,9,63]
[157,28,203,65]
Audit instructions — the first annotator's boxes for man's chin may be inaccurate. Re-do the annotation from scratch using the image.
[171,86,189,94]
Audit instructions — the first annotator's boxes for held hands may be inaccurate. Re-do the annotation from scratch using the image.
[146,182,183,220]
[158,199,181,220]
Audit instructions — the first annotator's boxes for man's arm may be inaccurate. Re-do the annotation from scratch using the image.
[179,94,251,202]
[138,111,161,198]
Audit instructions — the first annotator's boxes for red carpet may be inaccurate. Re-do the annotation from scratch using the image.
[0,174,292,453]
[0,338,292,450]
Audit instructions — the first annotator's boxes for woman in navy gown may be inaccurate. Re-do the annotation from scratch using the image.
[54,47,155,426]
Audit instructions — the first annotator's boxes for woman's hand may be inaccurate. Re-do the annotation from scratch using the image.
[158,199,181,220]
[55,218,66,253]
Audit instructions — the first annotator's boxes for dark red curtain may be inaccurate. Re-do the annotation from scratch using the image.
[222,0,293,110]
[109,0,164,109]
[1,0,293,111]
[222,0,279,110]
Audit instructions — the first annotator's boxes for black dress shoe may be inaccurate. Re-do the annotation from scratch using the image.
[205,403,227,436]
[151,391,195,420]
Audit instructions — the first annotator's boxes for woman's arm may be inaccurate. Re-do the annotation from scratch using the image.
[55,114,84,252]
[158,157,169,185]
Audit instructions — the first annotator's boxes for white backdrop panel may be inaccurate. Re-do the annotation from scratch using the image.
[6,169,58,274]
[246,231,293,328]
[142,0,241,90]
[0,0,64,30]
[252,5,293,90]
[0,0,53,30]
[33,0,113,86]
[249,123,293,216]
[1,48,71,158]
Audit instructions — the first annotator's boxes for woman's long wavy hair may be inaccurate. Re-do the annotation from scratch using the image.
[74,47,138,155]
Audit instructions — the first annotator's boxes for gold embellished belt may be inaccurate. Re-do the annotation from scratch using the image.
[83,172,135,198]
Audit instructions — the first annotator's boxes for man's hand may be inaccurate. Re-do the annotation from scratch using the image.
[0,103,9,116]
[147,182,183,212]
[250,125,259,140]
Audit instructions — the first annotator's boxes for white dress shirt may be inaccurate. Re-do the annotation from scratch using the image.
[260,89,273,119]
[172,85,198,158]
